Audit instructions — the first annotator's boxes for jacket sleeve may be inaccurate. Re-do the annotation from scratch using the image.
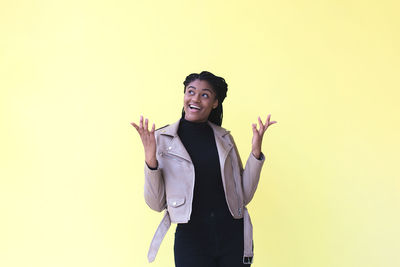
[143,138,167,212]
[229,134,266,206]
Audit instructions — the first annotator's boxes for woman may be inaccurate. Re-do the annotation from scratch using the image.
[131,71,277,266]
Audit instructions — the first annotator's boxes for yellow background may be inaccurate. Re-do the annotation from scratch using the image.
[1,0,399,266]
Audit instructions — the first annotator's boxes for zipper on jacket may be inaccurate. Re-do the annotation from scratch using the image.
[227,141,243,218]
[232,162,242,217]
[160,151,191,163]
[160,151,183,162]
[220,140,242,218]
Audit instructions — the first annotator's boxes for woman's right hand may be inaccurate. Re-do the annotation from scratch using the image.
[131,115,158,169]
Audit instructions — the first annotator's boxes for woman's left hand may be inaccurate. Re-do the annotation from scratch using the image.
[251,114,277,159]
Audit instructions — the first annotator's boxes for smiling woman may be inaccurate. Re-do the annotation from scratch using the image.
[183,79,219,123]
[131,71,277,267]
[181,71,228,126]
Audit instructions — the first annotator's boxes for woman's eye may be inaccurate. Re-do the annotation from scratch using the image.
[202,93,209,98]
[188,90,194,95]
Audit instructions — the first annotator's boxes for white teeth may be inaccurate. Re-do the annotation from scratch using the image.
[189,104,201,110]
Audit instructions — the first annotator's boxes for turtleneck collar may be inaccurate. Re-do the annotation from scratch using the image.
[179,117,209,130]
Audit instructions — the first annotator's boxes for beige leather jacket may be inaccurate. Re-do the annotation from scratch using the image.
[144,119,265,264]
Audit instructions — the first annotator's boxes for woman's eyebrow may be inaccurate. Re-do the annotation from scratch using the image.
[201,88,214,94]
[187,86,214,94]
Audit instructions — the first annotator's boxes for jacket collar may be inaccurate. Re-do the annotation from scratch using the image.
[158,119,233,163]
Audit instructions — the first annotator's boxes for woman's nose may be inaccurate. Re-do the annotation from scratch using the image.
[192,93,200,102]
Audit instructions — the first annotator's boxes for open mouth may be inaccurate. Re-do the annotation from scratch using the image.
[189,104,201,110]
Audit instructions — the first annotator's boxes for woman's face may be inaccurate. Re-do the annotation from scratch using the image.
[183,79,218,123]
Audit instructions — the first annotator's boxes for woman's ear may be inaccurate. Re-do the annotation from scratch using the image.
[213,99,219,109]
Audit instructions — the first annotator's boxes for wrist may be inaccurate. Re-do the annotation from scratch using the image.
[252,150,261,159]
[145,157,157,169]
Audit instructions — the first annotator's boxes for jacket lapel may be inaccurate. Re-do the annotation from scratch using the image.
[208,121,233,168]
[159,120,192,162]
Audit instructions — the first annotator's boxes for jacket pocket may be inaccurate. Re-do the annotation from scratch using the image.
[166,196,186,221]
[167,197,185,208]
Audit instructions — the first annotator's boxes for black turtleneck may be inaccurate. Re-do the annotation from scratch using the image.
[177,118,232,221]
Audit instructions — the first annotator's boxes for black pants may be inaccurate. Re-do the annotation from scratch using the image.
[174,213,250,267]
